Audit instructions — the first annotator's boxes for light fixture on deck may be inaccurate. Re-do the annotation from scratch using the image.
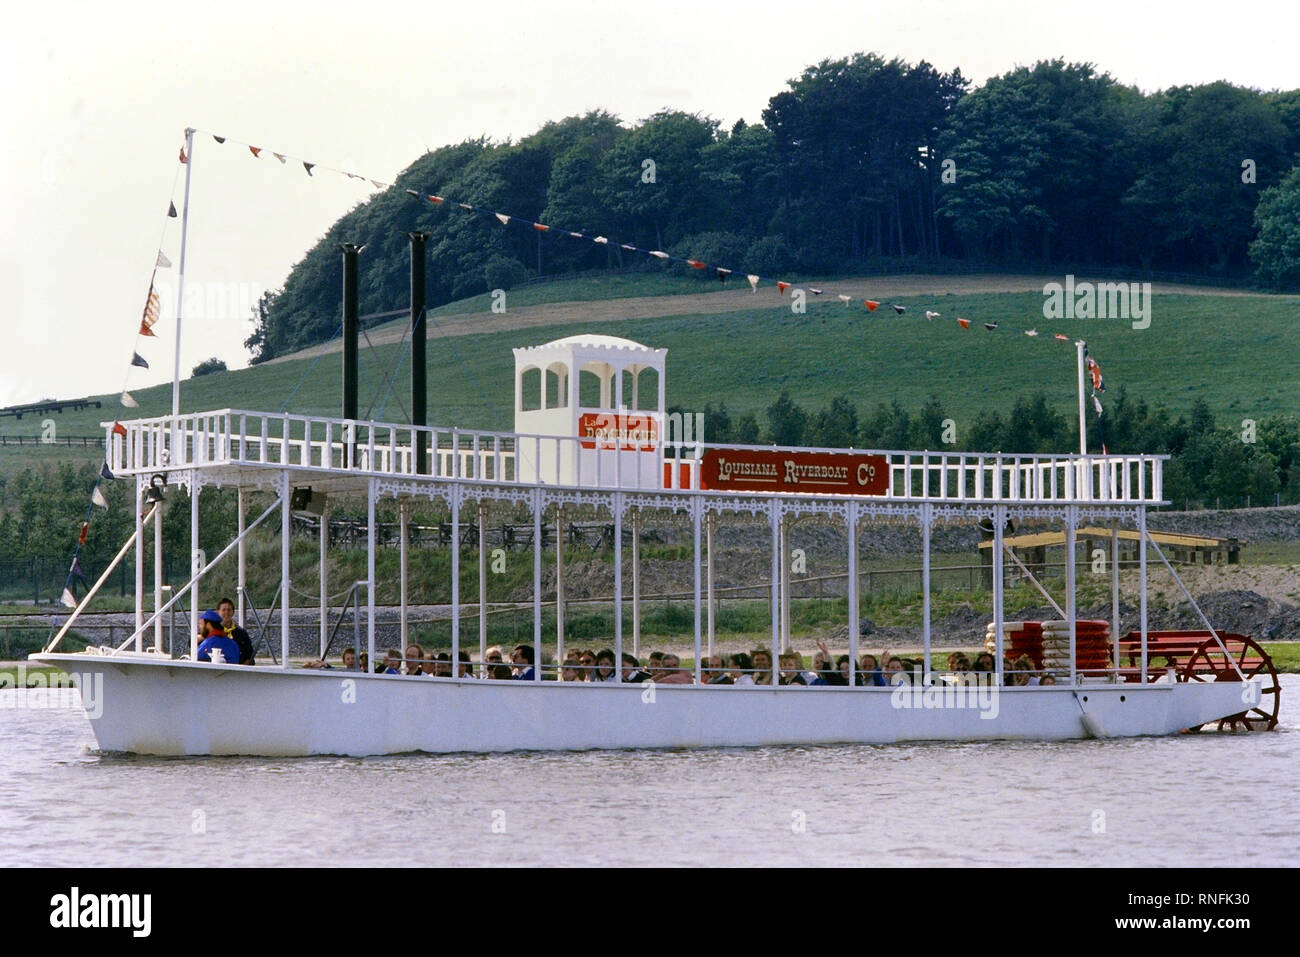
[291,486,327,516]
[977,517,1017,538]
[145,474,166,504]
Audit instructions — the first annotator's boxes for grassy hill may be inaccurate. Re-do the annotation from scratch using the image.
[4,276,1298,470]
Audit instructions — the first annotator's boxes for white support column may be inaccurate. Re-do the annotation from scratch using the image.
[451,489,460,674]
[705,510,716,656]
[478,502,488,664]
[848,504,860,687]
[1138,506,1148,680]
[692,498,702,683]
[134,476,144,651]
[319,504,329,659]
[630,506,640,658]
[190,477,201,660]
[769,501,780,685]
[236,487,246,627]
[555,505,565,662]
[399,501,409,651]
[1065,508,1077,684]
[533,489,542,681]
[366,478,376,671]
[992,505,1005,683]
[154,483,164,652]
[921,504,932,684]
[779,514,791,653]
[613,492,623,680]
[1110,521,1120,680]
[280,474,291,668]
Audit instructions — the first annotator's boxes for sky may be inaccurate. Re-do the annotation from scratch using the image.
[2,0,1298,409]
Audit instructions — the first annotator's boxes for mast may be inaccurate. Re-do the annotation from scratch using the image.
[1076,339,1087,456]
[172,127,195,422]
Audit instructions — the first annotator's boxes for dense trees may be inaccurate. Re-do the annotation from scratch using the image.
[245,55,1300,362]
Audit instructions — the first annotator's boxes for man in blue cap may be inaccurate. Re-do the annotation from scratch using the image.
[197,609,240,664]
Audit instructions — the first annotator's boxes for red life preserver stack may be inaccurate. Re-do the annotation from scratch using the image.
[1041,619,1112,676]
[984,621,1044,669]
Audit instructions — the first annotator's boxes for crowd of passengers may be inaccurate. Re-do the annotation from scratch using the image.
[306,640,1057,686]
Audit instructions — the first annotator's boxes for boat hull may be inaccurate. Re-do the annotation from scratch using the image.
[34,654,1260,757]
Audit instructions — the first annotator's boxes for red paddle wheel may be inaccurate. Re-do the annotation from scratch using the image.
[1182,633,1281,732]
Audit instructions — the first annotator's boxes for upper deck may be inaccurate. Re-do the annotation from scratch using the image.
[104,409,1166,506]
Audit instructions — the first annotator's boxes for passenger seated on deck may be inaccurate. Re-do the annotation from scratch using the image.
[706,654,733,685]
[592,649,617,682]
[884,656,909,686]
[751,649,775,685]
[511,645,536,681]
[946,652,974,686]
[360,651,369,672]
[971,652,996,686]
[621,653,651,683]
[1039,674,1056,686]
[578,649,597,681]
[458,650,474,678]
[196,610,240,664]
[433,652,453,677]
[217,597,255,665]
[483,646,511,680]
[404,643,425,676]
[858,654,886,687]
[342,647,357,670]
[646,651,666,682]
[731,652,755,685]
[380,648,403,674]
[560,654,585,682]
[1011,655,1038,686]
[813,641,837,683]
[829,655,851,686]
[778,653,806,685]
[658,653,693,684]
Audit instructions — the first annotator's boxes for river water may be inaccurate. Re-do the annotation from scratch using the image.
[2,676,1297,867]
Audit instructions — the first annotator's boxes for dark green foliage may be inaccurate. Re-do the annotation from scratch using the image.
[191,357,227,377]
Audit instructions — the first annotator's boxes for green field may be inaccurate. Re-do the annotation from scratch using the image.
[3,280,1299,482]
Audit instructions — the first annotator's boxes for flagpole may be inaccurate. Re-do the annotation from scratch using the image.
[172,127,195,427]
[1076,339,1087,456]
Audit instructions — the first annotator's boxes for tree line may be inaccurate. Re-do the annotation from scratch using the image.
[244,53,1300,362]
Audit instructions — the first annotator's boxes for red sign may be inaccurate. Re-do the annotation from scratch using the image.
[578,412,658,451]
[699,449,890,496]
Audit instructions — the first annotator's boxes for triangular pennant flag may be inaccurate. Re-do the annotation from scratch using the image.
[568,231,583,239]
[92,486,109,509]
[892,305,906,315]
[458,203,474,211]
[1093,395,1104,415]
[809,288,822,296]
[405,189,420,198]
[838,294,852,304]
[138,322,156,338]
[1024,329,1038,337]
[593,236,608,244]
[78,522,89,545]
[156,251,172,268]
[179,147,187,164]
[747,274,760,292]
[428,195,443,204]
[61,587,77,609]
[776,281,790,294]
[370,180,385,189]
[303,162,315,176]
[273,153,287,164]
[533,223,549,232]
[71,558,86,578]
[958,318,971,329]
[1054,333,1070,341]
[925,310,941,320]
[249,146,261,157]
[984,322,999,331]
[686,260,707,270]
[120,391,138,408]
[649,250,669,260]
[112,421,127,437]
[1087,356,1105,392]
[168,201,178,218]
[494,213,510,226]
[716,267,732,278]
[100,463,115,481]
[864,300,880,311]
[131,352,149,369]
[212,135,226,144]
[620,244,636,251]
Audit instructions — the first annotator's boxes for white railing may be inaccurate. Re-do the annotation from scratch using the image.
[103,410,1165,505]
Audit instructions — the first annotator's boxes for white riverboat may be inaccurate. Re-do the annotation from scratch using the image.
[36,327,1269,755]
